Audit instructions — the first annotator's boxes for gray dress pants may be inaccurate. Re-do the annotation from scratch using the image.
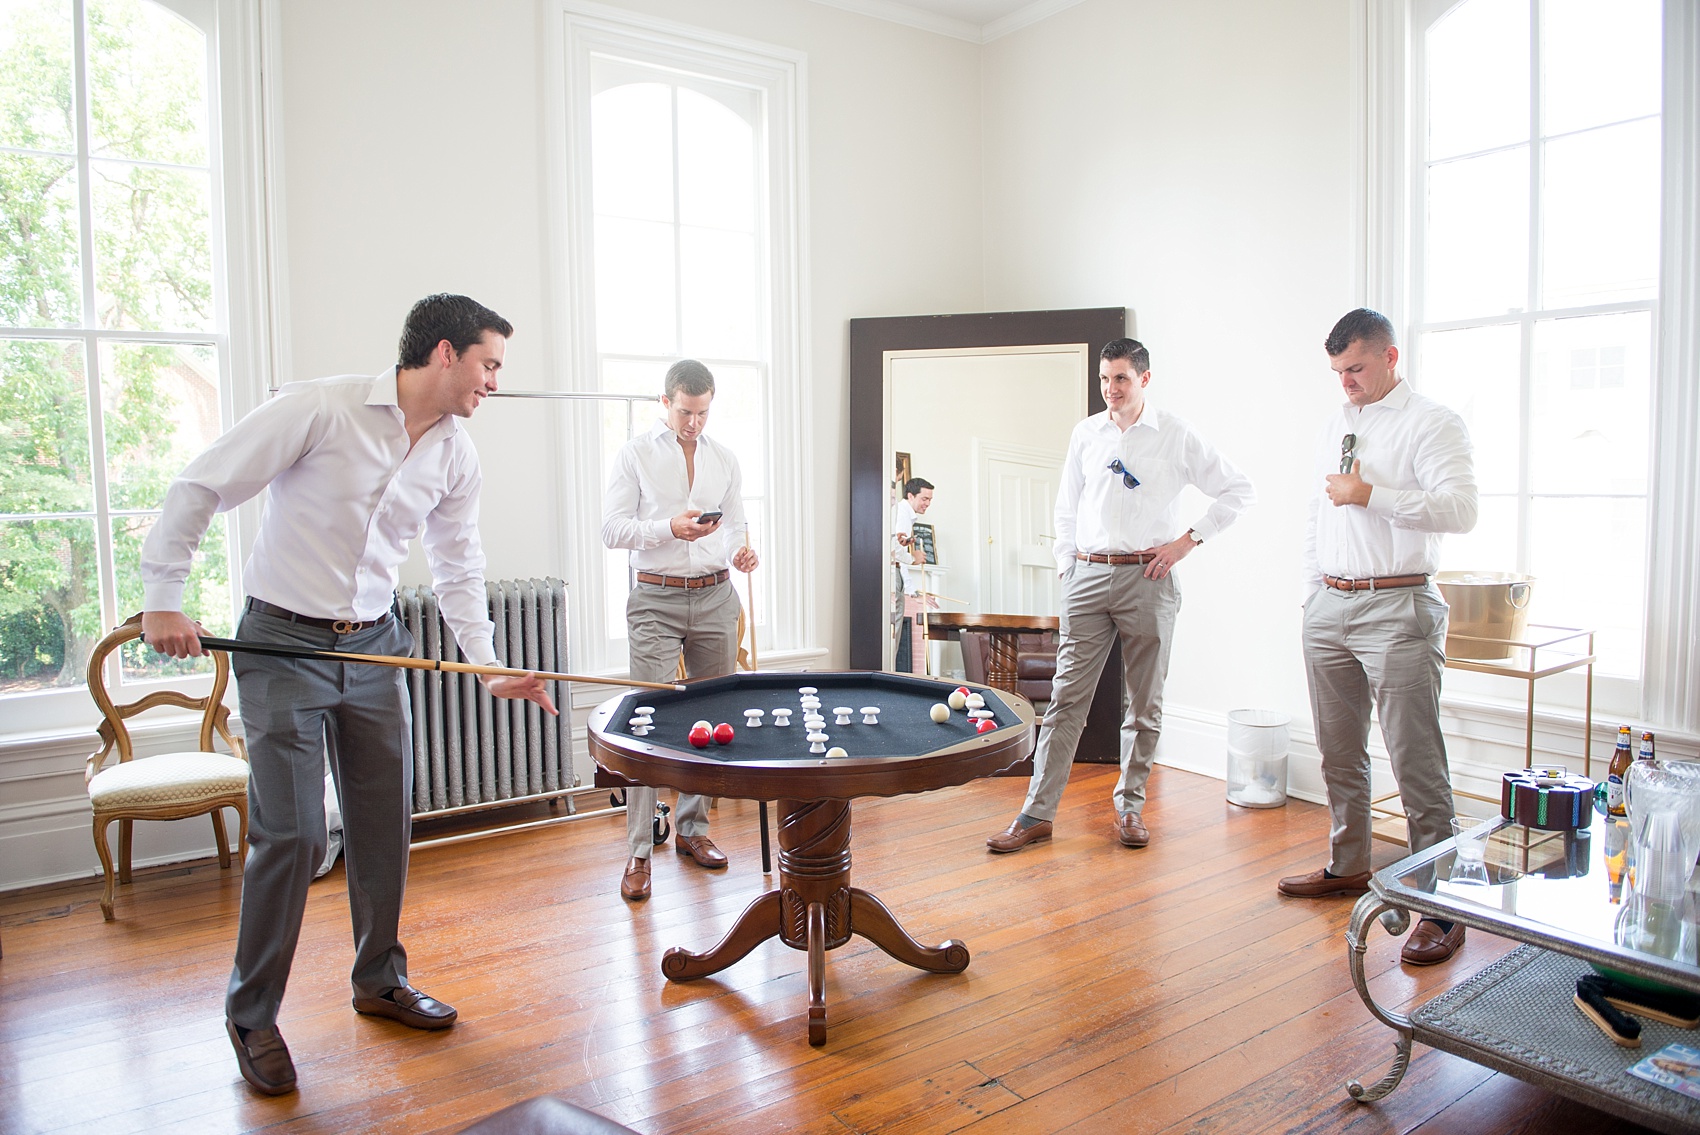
[1021,560,1180,823]
[226,608,416,1030]
[624,581,741,858]
[1302,583,1454,876]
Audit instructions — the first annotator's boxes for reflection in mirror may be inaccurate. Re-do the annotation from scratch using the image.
[884,346,1087,674]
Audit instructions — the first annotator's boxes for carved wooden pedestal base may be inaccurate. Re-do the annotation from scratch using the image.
[661,797,969,1045]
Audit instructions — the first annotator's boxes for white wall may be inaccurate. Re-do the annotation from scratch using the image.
[980,0,1364,796]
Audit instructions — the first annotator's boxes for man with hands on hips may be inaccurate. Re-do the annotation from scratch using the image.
[987,337,1255,854]
[602,359,757,901]
[142,294,555,1097]
[1278,307,1477,969]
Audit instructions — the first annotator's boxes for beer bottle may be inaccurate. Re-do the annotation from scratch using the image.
[1638,731,1656,763]
[1605,725,1634,817]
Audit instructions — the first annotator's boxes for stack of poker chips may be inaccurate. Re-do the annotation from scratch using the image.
[1500,766,1595,831]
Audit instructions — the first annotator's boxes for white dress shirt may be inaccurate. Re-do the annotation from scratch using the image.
[141,370,497,665]
[892,498,924,593]
[1052,403,1256,572]
[601,420,746,576]
[1303,380,1478,592]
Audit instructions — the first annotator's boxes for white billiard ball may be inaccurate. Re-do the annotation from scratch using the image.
[947,690,967,711]
[929,703,951,723]
[825,746,847,759]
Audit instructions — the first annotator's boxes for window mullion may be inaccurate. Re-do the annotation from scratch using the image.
[671,84,684,357]
[1517,0,1542,577]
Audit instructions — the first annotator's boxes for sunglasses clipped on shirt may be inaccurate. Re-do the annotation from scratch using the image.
[1107,458,1140,489]
[1339,433,1357,474]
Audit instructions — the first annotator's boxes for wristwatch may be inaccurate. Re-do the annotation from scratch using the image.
[1186,530,1203,545]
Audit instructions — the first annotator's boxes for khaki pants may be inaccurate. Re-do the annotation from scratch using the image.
[1021,560,1180,822]
[623,580,741,858]
[1302,583,1453,876]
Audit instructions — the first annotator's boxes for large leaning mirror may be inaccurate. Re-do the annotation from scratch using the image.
[848,309,1127,672]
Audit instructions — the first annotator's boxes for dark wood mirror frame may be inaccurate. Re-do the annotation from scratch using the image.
[847,308,1127,669]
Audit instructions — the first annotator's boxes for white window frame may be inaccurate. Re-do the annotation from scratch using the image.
[0,0,282,740]
[1360,0,1700,737]
[547,1,809,677]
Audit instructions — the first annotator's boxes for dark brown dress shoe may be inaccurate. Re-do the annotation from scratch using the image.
[620,855,651,900]
[1277,867,1373,897]
[226,1018,297,1095]
[986,819,1052,853]
[1116,813,1150,848]
[674,834,729,868]
[353,984,458,1029]
[1401,920,1466,966]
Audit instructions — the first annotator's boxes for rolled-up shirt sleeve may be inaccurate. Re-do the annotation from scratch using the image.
[1182,432,1256,543]
[140,388,319,613]
[1364,409,1478,535]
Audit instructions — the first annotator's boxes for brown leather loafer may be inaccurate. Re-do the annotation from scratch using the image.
[1277,867,1373,898]
[620,855,651,900]
[986,819,1052,853]
[226,1018,297,1095]
[674,834,728,868]
[1401,919,1466,966]
[1116,812,1150,848]
[352,984,457,1029]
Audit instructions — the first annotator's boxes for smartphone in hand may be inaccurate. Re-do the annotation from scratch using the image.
[695,510,724,525]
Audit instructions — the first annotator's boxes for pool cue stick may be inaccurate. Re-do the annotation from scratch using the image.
[181,635,684,691]
[918,559,932,676]
[743,524,760,670]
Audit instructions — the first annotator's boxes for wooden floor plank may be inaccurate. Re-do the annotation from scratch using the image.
[0,765,1662,1135]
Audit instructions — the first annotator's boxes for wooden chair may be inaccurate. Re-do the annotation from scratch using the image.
[85,614,250,921]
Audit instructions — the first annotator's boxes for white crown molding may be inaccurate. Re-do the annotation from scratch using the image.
[802,0,1086,45]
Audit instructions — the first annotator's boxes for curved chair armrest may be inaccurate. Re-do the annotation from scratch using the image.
[85,721,120,784]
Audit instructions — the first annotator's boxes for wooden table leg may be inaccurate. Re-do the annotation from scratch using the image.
[848,888,969,973]
[807,901,827,1046]
[986,631,1019,691]
[662,796,971,1044]
[662,889,782,980]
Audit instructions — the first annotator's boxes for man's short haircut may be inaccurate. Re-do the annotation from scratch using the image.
[664,359,716,399]
[1325,308,1397,357]
[904,478,933,498]
[1100,337,1151,374]
[397,294,513,369]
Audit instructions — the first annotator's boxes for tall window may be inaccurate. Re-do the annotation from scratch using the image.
[0,0,234,714]
[590,64,770,641]
[559,7,805,673]
[1412,0,1661,678]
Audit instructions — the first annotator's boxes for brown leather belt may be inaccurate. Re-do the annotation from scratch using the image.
[1077,552,1156,565]
[1322,573,1429,592]
[636,570,731,589]
[247,597,390,634]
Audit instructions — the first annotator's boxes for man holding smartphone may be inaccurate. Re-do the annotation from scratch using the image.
[601,359,759,900]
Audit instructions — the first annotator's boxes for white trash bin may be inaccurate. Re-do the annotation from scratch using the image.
[1226,709,1290,809]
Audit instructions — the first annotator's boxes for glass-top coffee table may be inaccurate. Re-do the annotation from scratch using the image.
[1347,813,1700,1133]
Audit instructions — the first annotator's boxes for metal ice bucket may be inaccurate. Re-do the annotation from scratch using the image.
[1435,571,1535,661]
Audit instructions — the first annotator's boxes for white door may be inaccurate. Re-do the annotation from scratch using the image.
[976,441,1063,616]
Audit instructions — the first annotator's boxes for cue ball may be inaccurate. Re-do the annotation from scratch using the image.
[713,722,734,745]
[693,719,712,731]
[929,703,951,723]
[825,746,847,759]
[947,690,967,711]
[975,718,997,733]
[688,725,712,748]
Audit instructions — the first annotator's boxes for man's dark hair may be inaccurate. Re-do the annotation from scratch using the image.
[664,359,716,399]
[1101,337,1151,374]
[904,478,933,498]
[1325,308,1396,356]
[397,294,513,369]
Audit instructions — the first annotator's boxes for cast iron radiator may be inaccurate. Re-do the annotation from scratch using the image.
[396,577,576,817]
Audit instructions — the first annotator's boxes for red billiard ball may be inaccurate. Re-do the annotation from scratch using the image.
[975,718,997,734]
[688,725,712,748]
[955,686,970,697]
[713,722,735,745]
